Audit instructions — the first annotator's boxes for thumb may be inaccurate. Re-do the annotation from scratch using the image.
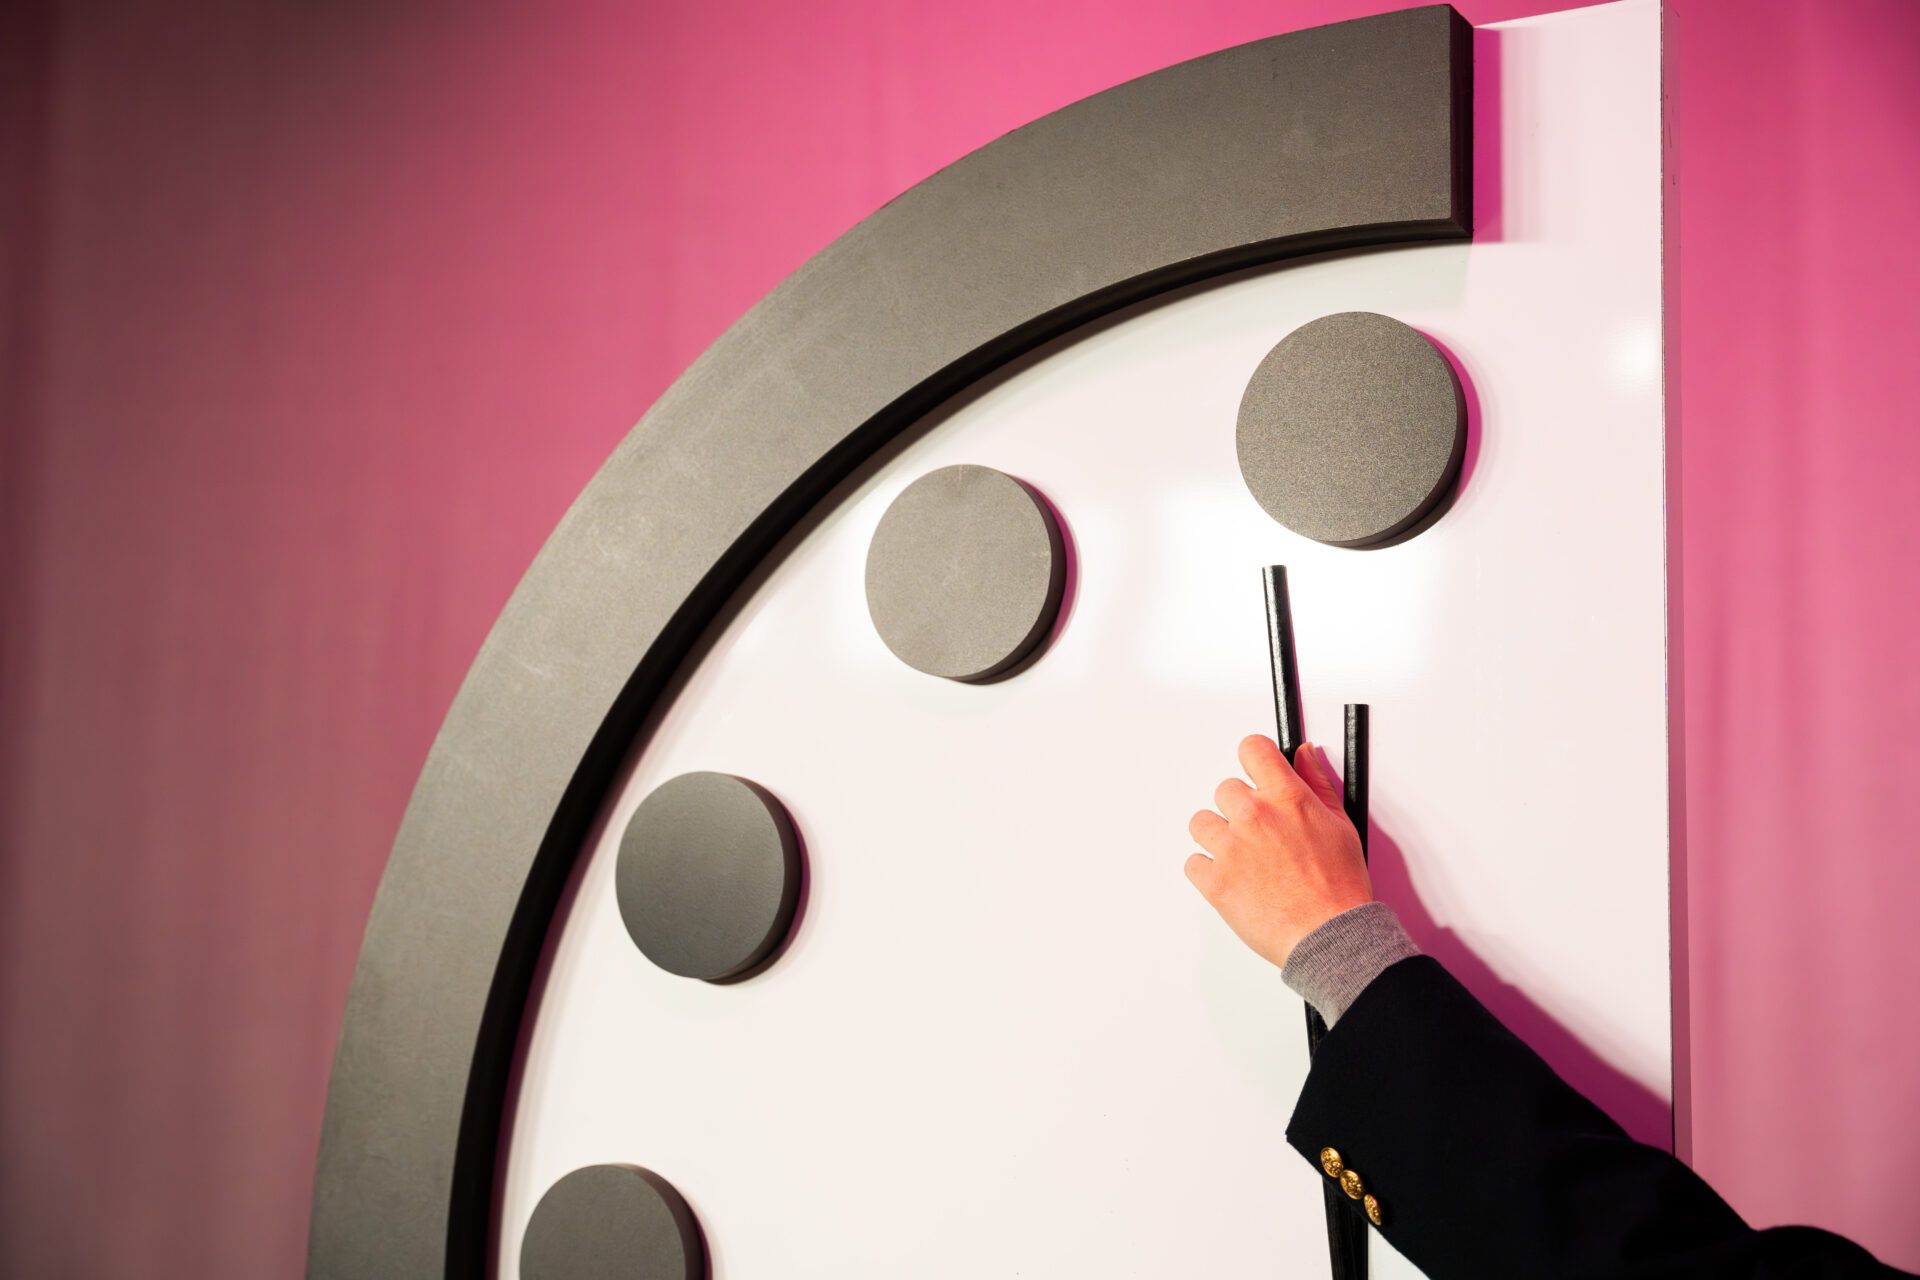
[1293,742,1343,813]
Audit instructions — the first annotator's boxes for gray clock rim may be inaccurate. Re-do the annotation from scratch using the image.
[307,6,1472,1276]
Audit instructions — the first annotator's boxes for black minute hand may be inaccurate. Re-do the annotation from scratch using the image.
[1260,564,1370,1280]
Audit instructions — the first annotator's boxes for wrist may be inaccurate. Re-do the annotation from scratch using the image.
[1279,900,1420,1027]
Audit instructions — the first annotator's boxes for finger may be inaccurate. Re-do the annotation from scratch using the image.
[1213,775,1257,821]
[1237,733,1293,791]
[1183,851,1220,898]
[1188,807,1231,851]
[1294,741,1343,813]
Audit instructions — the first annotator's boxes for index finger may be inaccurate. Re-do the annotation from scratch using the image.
[1237,733,1304,794]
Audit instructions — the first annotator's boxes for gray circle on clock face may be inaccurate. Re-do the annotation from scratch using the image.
[864,463,1066,681]
[1236,310,1466,547]
[615,771,800,982]
[520,1164,705,1280]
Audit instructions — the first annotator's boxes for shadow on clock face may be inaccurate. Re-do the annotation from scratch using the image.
[1365,814,1673,1150]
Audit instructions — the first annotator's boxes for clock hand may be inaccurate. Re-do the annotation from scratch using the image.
[1261,564,1369,1280]
[1261,565,1305,760]
[1343,704,1371,860]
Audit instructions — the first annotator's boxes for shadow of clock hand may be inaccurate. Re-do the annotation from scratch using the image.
[1362,818,1674,1152]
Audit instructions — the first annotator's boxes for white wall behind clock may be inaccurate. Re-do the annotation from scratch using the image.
[499,2,1666,1276]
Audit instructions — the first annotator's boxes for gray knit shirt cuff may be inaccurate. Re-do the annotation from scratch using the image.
[1280,901,1422,1027]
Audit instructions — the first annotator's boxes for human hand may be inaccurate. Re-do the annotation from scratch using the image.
[1184,733,1372,970]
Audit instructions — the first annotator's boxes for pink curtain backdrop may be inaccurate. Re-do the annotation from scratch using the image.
[2,0,1916,1274]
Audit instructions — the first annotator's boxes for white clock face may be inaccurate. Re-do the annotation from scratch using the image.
[496,4,1667,1276]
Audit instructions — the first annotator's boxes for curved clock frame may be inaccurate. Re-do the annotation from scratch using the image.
[308,6,1471,1274]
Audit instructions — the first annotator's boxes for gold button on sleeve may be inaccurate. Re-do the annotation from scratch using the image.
[1339,1168,1365,1200]
[1318,1147,1343,1179]
[1363,1193,1384,1226]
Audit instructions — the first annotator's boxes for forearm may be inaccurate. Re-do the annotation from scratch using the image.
[1282,933,1908,1278]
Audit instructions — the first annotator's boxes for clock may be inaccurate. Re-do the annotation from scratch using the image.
[310,5,1672,1277]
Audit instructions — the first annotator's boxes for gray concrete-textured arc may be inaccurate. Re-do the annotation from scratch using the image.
[308,6,1471,1276]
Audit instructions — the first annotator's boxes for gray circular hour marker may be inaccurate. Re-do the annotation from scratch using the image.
[520,1164,705,1280]
[864,464,1066,681]
[616,772,801,982]
[1236,310,1466,547]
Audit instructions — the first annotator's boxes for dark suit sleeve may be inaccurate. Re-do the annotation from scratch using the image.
[1285,955,1910,1279]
